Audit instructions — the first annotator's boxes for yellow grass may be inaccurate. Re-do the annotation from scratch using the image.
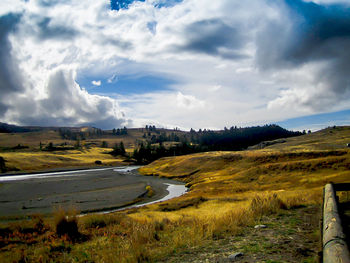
[1,126,350,262]
[0,147,124,172]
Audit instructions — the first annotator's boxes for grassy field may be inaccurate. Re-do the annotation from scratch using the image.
[0,126,350,262]
[0,127,187,173]
[0,127,186,149]
[0,147,127,172]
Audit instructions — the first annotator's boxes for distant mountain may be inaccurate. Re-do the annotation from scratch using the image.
[0,122,98,133]
[0,122,34,133]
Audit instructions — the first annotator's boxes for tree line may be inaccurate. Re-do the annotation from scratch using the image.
[58,127,128,140]
[132,125,302,164]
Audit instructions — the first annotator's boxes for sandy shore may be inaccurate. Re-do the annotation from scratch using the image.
[0,167,184,218]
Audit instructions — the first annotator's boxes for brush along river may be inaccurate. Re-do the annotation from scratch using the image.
[0,166,187,217]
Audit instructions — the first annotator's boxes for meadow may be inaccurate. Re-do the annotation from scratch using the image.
[0,126,350,262]
[0,127,187,173]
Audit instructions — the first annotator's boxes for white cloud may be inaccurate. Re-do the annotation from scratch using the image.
[0,0,349,130]
[0,0,24,16]
[91,80,101,86]
[176,92,205,109]
[3,68,127,129]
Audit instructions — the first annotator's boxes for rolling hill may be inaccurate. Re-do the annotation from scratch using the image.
[0,123,301,173]
[0,126,349,262]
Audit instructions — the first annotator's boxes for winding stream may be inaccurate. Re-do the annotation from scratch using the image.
[99,183,187,214]
[0,166,187,217]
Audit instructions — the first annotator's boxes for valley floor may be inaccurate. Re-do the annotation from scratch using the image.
[1,126,350,262]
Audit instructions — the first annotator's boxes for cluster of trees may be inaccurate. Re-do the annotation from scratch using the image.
[41,141,79,151]
[143,131,181,144]
[132,125,302,164]
[109,142,126,156]
[58,128,104,140]
[112,127,128,135]
[58,127,128,140]
[132,143,192,164]
[188,124,302,151]
[145,125,157,132]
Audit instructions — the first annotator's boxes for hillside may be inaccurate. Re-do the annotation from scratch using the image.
[0,126,186,150]
[250,126,350,151]
[0,123,300,173]
[0,126,349,262]
[140,126,350,197]
[0,126,187,173]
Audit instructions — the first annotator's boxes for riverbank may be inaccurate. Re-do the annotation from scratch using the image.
[0,147,128,174]
[0,167,185,219]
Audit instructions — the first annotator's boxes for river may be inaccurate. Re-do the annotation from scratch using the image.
[0,166,187,217]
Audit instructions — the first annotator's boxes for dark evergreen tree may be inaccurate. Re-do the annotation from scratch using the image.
[0,156,6,173]
[119,141,126,156]
[74,140,81,149]
[110,142,126,156]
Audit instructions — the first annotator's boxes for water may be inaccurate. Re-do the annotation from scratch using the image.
[0,167,114,182]
[98,183,188,214]
[0,166,188,216]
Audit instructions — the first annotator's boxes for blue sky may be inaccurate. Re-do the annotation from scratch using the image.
[0,0,349,130]
[77,74,176,95]
[277,110,350,131]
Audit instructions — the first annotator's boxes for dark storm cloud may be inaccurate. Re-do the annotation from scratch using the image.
[289,0,349,63]
[257,0,350,67]
[36,17,79,40]
[258,0,350,66]
[257,0,350,109]
[0,13,24,116]
[175,19,247,60]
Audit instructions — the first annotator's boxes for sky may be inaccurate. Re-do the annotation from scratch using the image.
[0,0,350,131]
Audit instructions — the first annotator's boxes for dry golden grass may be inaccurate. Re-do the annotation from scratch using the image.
[1,126,350,262]
[0,127,187,151]
[0,147,125,172]
[0,127,190,172]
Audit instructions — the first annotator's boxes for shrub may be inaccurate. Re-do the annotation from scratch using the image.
[32,214,45,233]
[0,156,6,173]
[101,141,108,148]
[54,209,80,240]
[145,185,154,197]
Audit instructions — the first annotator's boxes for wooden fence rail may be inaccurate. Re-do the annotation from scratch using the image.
[323,183,350,263]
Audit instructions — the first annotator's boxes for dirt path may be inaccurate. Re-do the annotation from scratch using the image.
[159,205,321,263]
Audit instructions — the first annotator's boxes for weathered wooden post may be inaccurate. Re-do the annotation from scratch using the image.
[323,183,350,263]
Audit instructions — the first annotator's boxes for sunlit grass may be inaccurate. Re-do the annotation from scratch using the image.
[1,126,350,262]
[0,147,124,172]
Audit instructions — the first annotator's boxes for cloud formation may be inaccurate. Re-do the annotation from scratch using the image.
[0,13,24,115]
[175,18,247,59]
[0,0,349,130]
[259,0,350,112]
[92,80,101,86]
